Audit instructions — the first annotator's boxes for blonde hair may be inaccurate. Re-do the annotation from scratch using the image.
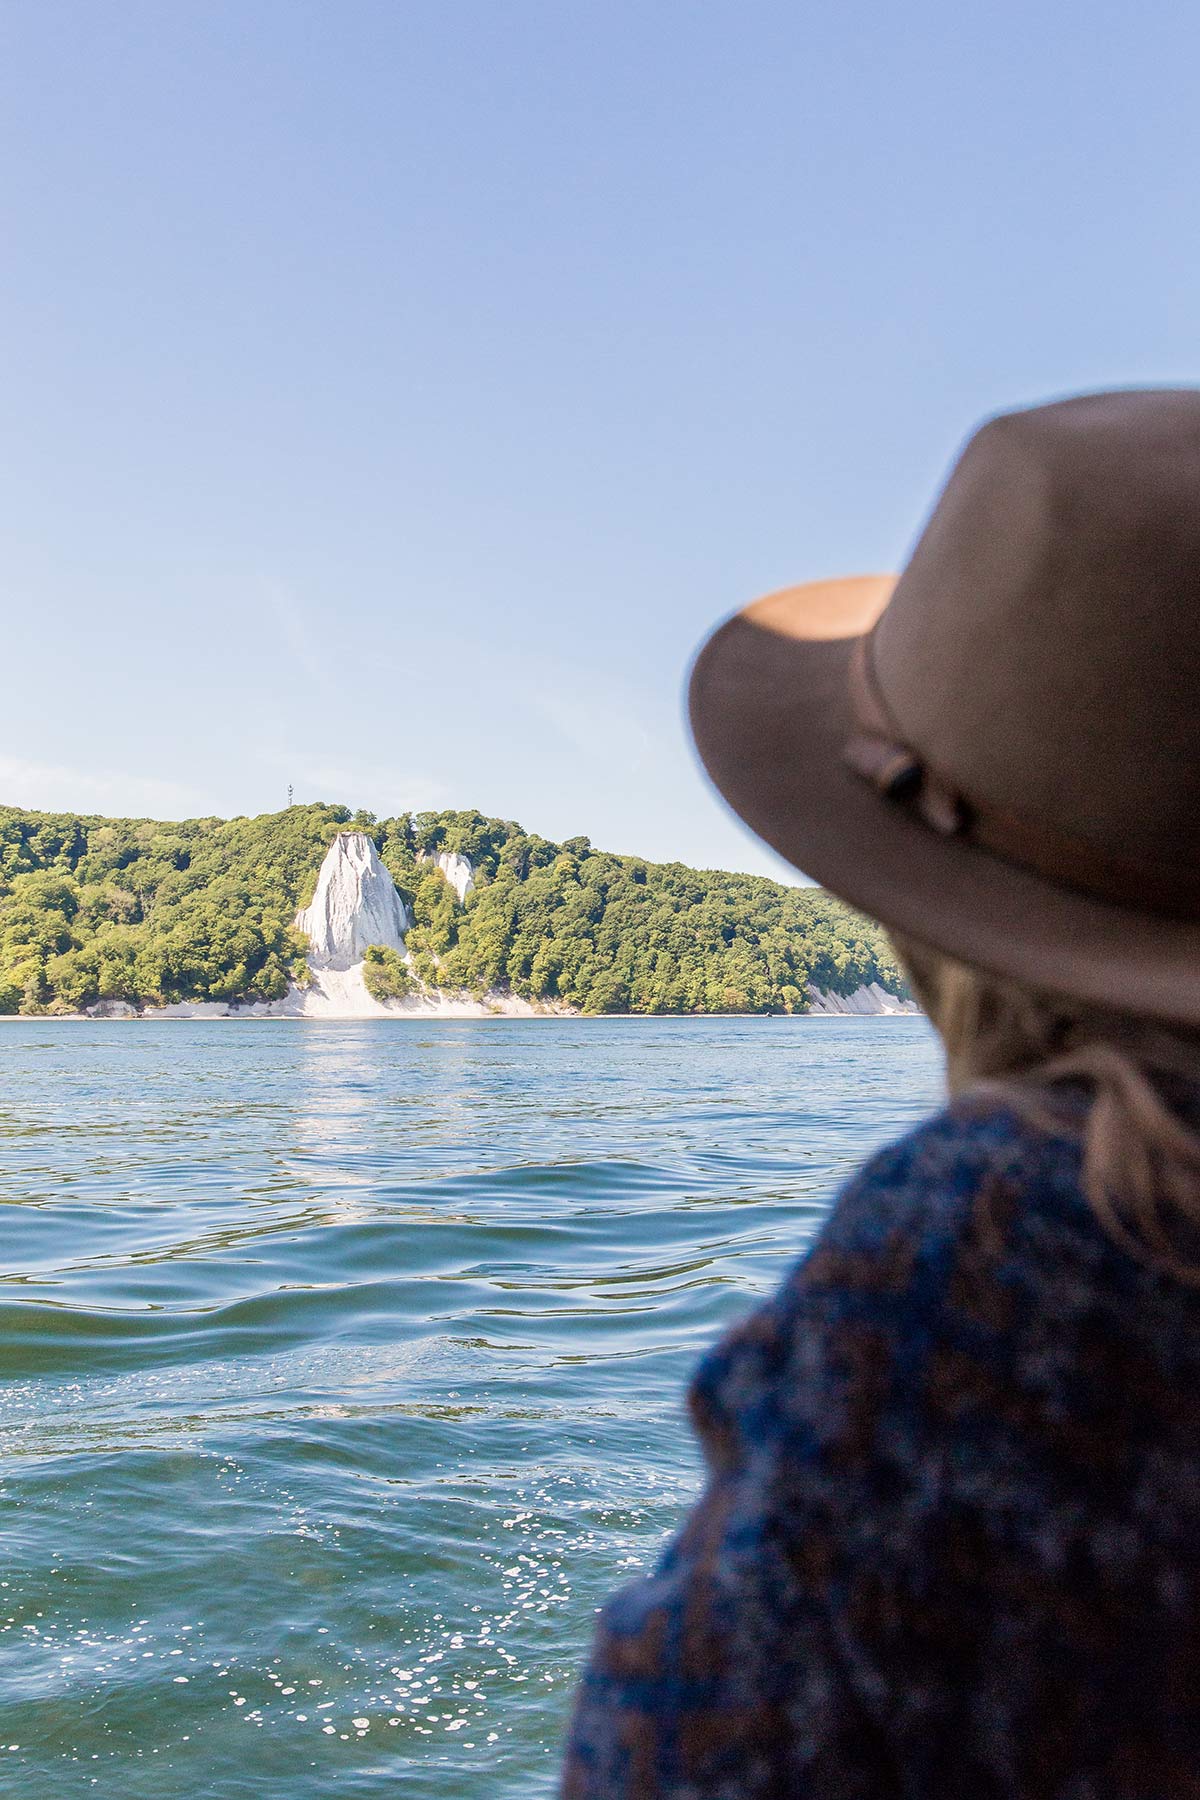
[892,933,1200,1283]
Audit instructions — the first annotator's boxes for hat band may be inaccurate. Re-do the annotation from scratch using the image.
[843,634,1200,920]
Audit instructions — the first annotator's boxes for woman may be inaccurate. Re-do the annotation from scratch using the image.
[560,390,1200,1799]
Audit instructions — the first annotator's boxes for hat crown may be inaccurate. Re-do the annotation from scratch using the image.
[874,390,1200,876]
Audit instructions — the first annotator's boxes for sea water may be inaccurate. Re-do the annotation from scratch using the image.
[0,1017,941,1798]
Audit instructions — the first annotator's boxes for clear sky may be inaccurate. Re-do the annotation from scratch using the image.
[1,2,1196,879]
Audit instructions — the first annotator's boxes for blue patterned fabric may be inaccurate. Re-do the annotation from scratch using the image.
[560,1092,1200,1799]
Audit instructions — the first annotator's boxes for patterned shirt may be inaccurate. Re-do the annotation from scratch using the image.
[560,1091,1200,1799]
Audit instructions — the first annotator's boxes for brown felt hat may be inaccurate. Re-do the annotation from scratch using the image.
[688,389,1200,1026]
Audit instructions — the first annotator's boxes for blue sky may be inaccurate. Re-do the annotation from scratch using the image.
[2,2,1197,879]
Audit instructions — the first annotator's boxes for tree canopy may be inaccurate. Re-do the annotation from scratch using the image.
[0,803,908,1016]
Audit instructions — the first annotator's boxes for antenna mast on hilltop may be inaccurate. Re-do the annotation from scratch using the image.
[287,785,294,808]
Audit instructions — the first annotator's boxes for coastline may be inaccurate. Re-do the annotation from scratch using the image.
[1,816,912,1033]
[0,979,920,1023]
[0,1011,923,1022]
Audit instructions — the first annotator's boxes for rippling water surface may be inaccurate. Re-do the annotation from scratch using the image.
[0,1017,940,1797]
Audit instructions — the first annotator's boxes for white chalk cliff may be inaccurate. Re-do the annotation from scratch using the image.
[420,849,475,904]
[295,832,410,969]
[282,834,531,1016]
[805,981,919,1016]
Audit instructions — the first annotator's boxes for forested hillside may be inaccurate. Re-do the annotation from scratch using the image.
[0,803,908,1015]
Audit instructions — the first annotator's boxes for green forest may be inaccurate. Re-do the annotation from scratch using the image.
[0,802,908,1016]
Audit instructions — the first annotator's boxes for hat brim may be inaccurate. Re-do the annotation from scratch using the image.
[688,576,1200,1027]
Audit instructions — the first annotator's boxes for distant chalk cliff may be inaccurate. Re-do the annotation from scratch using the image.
[295,832,410,969]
